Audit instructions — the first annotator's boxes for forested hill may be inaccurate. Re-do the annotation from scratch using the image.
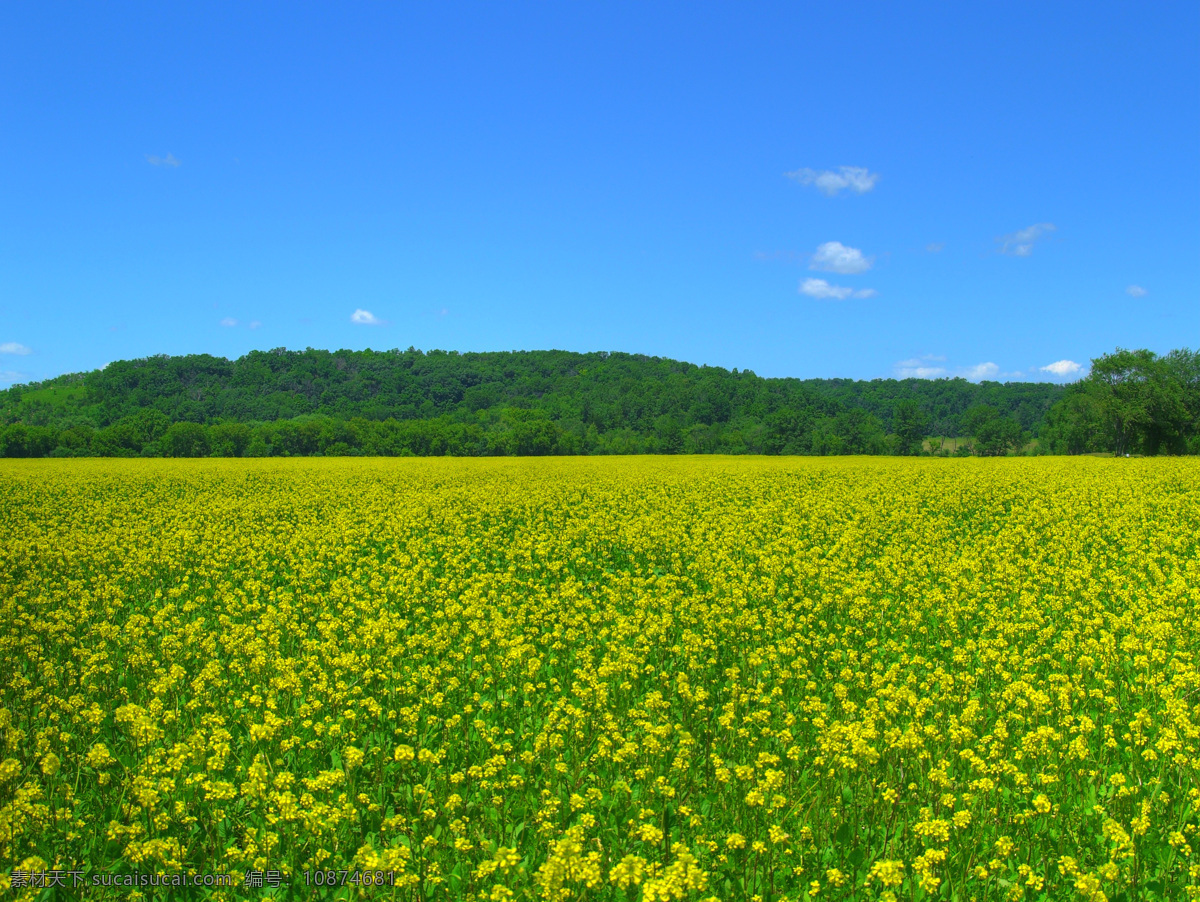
[0,347,1066,457]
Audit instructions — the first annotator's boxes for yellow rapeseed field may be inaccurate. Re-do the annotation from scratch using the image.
[1,457,1198,901]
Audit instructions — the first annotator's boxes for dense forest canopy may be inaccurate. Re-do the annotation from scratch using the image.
[0,346,1195,457]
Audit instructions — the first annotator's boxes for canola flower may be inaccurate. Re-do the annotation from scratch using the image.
[1,456,1199,901]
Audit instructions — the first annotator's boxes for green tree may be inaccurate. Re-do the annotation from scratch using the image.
[116,409,171,452]
[54,425,95,456]
[964,404,1023,456]
[1162,348,1200,452]
[764,407,815,455]
[209,422,252,457]
[0,424,58,457]
[162,422,209,457]
[891,399,928,455]
[975,416,1024,456]
[1091,349,1154,454]
[653,416,684,454]
[1040,389,1102,455]
[1087,348,1189,455]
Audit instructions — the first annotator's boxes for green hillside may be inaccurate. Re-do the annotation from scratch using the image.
[5,345,1197,458]
[0,347,1072,458]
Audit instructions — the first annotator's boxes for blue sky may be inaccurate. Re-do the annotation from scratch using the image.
[1,2,1196,385]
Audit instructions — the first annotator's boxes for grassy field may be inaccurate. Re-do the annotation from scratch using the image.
[1,457,1198,901]
[921,437,972,454]
[921,438,1043,457]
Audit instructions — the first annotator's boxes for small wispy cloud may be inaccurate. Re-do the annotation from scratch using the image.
[249,320,262,329]
[962,362,999,381]
[998,222,1055,256]
[1040,359,1082,377]
[809,241,873,274]
[351,308,382,325]
[146,153,181,167]
[0,370,29,384]
[895,355,948,379]
[895,356,1023,382]
[1126,285,1147,298]
[785,165,879,196]
[0,342,32,355]
[219,317,238,327]
[800,278,876,300]
[926,242,945,253]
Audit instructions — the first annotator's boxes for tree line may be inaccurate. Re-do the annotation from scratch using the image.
[0,346,1194,457]
[1038,348,1200,455]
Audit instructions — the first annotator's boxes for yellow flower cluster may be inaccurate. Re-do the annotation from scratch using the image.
[1,456,1199,900]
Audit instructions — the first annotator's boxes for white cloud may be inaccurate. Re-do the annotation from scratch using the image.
[1126,285,1147,298]
[249,320,262,329]
[963,362,999,380]
[899,367,947,379]
[895,357,949,379]
[351,308,382,325]
[785,165,879,196]
[0,342,32,355]
[146,153,181,167]
[0,370,28,384]
[219,317,238,327]
[809,241,873,274]
[998,222,1055,256]
[926,242,945,253]
[895,356,1037,382]
[800,279,852,300]
[799,278,877,300]
[1040,359,1082,377]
